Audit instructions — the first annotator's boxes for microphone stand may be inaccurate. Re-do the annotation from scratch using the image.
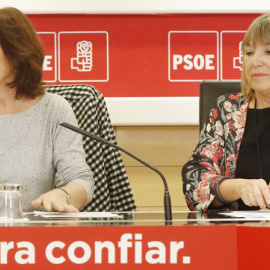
[60,122,173,225]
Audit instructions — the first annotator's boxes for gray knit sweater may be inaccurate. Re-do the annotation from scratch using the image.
[0,92,94,211]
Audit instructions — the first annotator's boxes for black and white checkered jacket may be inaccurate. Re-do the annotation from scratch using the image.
[47,84,136,212]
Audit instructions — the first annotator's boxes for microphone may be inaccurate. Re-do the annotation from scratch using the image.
[60,122,173,225]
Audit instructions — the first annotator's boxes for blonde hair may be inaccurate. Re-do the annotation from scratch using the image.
[241,14,270,99]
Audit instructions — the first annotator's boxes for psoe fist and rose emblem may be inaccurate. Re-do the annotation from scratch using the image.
[71,41,93,72]
[58,31,108,82]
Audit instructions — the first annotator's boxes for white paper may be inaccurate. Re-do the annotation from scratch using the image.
[33,211,122,219]
[220,210,270,220]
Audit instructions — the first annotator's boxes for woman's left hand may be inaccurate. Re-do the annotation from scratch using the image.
[31,188,79,212]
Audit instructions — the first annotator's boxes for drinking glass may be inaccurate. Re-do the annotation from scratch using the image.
[0,184,23,220]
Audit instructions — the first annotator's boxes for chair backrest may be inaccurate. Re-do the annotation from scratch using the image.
[47,84,136,212]
[199,80,241,131]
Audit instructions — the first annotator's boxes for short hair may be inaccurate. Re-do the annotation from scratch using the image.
[0,7,45,98]
[241,14,270,99]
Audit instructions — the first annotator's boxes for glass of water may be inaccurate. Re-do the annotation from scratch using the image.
[0,184,23,220]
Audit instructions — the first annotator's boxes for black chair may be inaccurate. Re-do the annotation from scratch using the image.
[47,84,136,212]
[199,80,241,131]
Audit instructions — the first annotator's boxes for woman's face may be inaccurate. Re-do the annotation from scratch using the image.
[244,41,270,95]
[0,45,13,87]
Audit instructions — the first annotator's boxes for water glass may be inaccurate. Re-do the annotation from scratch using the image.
[0,184,23,220]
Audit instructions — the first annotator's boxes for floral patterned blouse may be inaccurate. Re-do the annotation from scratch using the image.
[182,92,249,211]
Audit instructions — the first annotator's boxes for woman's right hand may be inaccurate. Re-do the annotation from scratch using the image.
[31,188,79,213]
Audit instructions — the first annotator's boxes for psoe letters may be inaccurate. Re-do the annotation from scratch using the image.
[173,54,215,70]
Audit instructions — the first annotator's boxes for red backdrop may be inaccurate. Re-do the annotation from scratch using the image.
[28,14,259,97]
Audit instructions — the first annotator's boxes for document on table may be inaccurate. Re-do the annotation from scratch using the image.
[33,211,123,219]
[220,210,270,220]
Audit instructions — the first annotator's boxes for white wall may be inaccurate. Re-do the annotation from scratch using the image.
[105,97,199,125]
[0,0,270,14]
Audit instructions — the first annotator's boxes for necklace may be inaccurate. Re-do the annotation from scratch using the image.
[254,98,263,178]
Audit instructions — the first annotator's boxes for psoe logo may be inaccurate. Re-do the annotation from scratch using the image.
[71,41,93,72]
[233,41,243,71]
[220,31,246,80]
[168,31,219,82]
[58,31,109,82]
[38,32,57,83]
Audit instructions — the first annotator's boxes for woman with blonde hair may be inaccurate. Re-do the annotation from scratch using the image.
[182,14,270,211]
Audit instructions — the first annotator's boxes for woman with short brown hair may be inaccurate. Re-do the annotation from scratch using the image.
[0,7,94,212]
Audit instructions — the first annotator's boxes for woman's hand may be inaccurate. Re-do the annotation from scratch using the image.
[238,179,270,209]
[31,188,79,213]
[217,178,270,209]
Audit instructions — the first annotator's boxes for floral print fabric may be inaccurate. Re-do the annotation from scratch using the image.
[182,92,249,210]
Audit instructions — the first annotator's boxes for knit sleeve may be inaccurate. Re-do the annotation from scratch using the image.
[51,96,95,205]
